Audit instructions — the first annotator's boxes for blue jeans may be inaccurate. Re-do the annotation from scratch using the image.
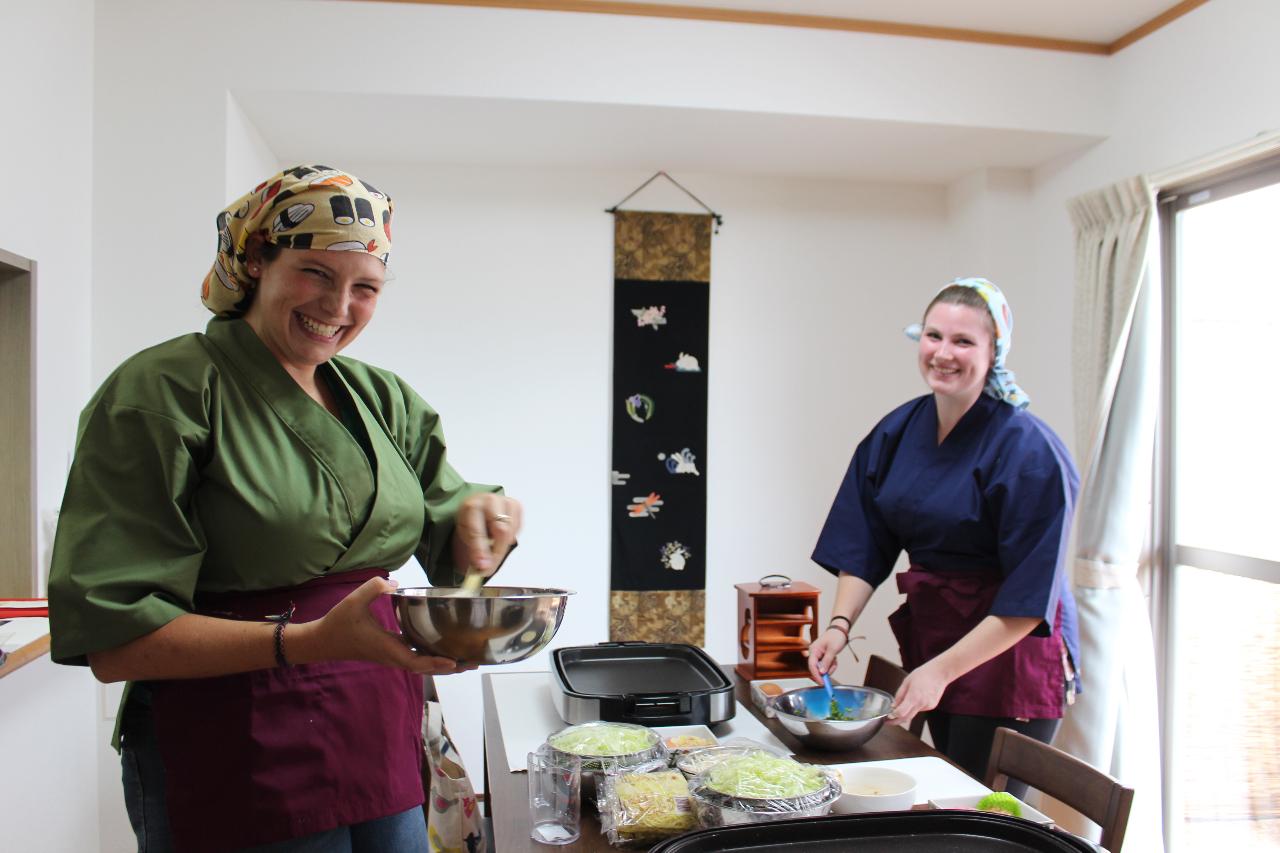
[120,688,429,853]
[120,687,174,853]
[240,809,429,853]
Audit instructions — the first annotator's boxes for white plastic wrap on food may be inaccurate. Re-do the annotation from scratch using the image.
[546,721,667,772]
[673,739,789,779]
[545,721,669,809]
[687,752,842,827]
[599,769,698,846]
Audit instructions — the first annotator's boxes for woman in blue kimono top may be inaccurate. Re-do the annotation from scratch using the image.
[809,278,1080,788]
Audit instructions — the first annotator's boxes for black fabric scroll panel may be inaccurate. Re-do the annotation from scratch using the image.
[610,278,709,592]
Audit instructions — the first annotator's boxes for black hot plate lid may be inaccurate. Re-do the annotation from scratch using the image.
[553,642,732,698]
[648,811,1102,852]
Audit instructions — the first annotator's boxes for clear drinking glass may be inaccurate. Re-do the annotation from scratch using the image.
[528,744,581,845]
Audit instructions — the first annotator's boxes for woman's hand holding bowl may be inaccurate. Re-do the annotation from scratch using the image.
[295,576,476,675]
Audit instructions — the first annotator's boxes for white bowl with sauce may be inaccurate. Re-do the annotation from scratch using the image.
[832,766,917,814]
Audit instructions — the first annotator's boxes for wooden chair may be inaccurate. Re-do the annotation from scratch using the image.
[862,654,926,738]
[984,726,1135,853]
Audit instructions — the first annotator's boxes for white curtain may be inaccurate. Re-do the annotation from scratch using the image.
[1049,176,1165,852]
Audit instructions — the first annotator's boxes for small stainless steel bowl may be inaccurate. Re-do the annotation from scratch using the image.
[769,685,894,751]
[391,586,573,665]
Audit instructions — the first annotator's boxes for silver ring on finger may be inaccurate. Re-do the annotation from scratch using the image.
[492,513,513,524]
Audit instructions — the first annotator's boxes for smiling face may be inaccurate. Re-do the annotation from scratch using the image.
[917,302,994,407]
[243,245,386,383]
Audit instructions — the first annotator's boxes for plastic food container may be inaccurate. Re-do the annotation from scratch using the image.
[686,754,842,827]
[599,769,698,847]
[546,721,669,805]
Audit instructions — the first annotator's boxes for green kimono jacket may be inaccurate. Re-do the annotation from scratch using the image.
[49,316,497,666]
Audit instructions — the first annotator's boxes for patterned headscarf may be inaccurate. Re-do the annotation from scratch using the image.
[201,164,393,316]
[905,276,1030,409]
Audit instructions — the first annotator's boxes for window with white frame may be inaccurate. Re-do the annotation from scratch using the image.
[1159,158,1280,853]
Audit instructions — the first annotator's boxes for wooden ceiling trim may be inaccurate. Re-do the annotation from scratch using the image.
[1107,0,1211,54]
[357,0,1211,56]
[365,0,1108,53]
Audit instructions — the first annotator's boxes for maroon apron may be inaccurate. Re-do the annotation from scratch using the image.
[887,565,1065,719]
[150,568,425,852]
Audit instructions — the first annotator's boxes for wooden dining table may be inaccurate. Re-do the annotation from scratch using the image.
[480,667,955,852]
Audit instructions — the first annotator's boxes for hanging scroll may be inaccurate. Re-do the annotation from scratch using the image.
[609,210,712,645]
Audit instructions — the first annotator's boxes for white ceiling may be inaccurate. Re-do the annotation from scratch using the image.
[236,90,1102,184]
[243,1,1160,180]
[587,0,1181,45]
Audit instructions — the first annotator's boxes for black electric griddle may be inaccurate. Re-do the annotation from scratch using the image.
[648,811,1103,852]
[550,642,736,726]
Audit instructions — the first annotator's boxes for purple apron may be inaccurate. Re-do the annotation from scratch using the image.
[150,568,425,852]
[888,565,1065,719]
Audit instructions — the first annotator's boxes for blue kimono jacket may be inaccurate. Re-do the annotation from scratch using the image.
[813,393,1080,712]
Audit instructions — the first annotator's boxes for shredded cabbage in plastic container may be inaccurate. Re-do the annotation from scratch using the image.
[549,723,656,756]
[703,753,827,799]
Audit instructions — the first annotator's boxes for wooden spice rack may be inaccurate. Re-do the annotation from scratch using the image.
[734,576,819,680]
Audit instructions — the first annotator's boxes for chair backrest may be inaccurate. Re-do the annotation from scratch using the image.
[984,726,1135,853]
[862,654,926,738]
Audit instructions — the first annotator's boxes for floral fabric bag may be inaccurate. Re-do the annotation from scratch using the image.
[422,700,487,853]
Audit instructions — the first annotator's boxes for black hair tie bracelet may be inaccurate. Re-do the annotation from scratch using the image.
[269,603,297,668]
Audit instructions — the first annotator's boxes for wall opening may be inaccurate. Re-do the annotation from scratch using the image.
[0,247,36,598]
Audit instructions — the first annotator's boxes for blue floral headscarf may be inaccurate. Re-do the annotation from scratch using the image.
[905,277,1030,409]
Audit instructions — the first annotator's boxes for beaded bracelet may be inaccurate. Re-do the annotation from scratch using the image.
[270,603,297,668]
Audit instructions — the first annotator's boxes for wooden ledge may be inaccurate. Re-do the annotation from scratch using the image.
[0,632,52,680]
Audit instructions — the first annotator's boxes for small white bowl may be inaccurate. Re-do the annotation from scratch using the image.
[832,766,917,814]
[928,794,1053,825]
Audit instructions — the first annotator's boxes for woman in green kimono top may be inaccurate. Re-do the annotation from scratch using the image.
[48,165,521,853]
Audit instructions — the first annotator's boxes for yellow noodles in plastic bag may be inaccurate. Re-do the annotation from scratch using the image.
[602,769,697,845]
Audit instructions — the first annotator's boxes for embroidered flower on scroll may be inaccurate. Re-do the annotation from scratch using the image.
[660,541,692,571]
[625,393,654,423]
[632,305,667,329]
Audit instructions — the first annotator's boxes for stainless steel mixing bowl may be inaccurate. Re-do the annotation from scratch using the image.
[769,685,894,751]
[391,586,573,665]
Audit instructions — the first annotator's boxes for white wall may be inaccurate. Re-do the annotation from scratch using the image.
[329,165,954,777]
[1,0,95,588]
[0,657,103,851]
[87,0,1114,373]
[0,2,102,852]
